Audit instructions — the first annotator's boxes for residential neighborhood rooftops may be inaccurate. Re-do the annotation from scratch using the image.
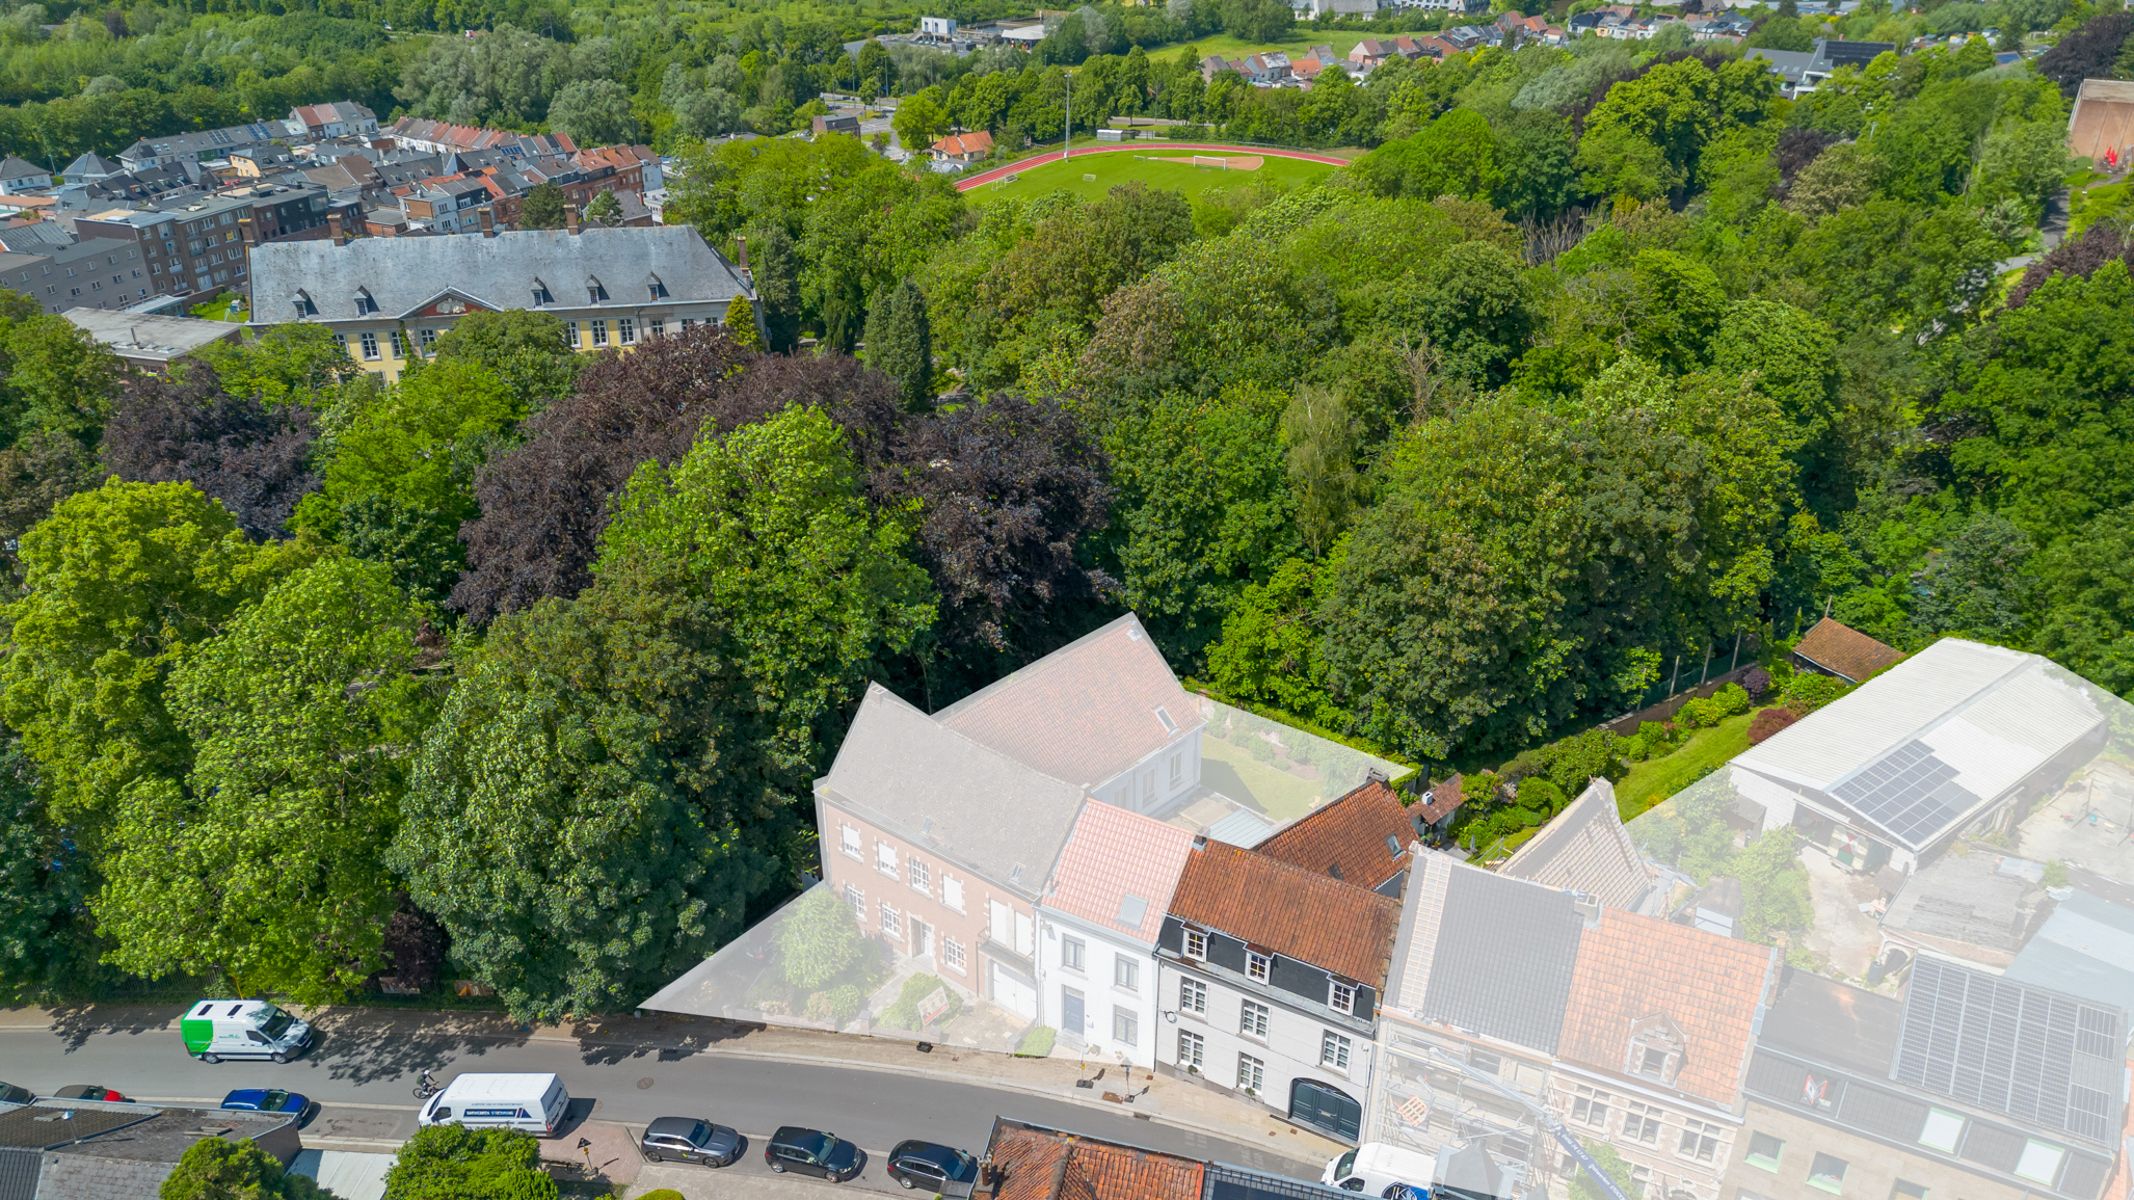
[931,131,994,157]
[1044,800,1196,944]
[1793,616,1905,683]
[1557,908,1777,1108]
[1169,838,1400,986]
[1881,850,2048,963]
[937,614,1201,790]
[823,684,1089,897]
[1254,776,1413,893]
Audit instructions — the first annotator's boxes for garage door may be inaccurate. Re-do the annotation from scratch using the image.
[1290,1078,1361,1143]
[989,961,1038,1019]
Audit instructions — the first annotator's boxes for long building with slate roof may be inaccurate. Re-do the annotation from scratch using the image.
[245,225,753,381]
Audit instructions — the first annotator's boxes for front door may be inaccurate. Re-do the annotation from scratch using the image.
[1061,987,1085,1041]
[910,918,933,960]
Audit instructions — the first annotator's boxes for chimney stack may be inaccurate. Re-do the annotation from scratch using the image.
[564,204,579,235]
[734,234,749,272]
[478,205,496,237]
[326,210,345,245]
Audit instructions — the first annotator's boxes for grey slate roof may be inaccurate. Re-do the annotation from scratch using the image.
[247,227,750,322]
[820,684,1088,899]
[62,308,243,363]
[1388,850,1585,1054]
[0,156,48,181]
[2005,889,2134,1010]
[62,152,119,179]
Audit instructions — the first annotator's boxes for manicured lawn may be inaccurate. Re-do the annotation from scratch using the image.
[1199,740,1329,823]
[2068,175,2130,238]
[1615,711,1756,821]
[968,147,1339,205]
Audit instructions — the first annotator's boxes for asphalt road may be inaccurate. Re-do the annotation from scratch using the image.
[0,1011,1325,1183]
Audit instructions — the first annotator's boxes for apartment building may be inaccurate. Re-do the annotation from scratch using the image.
[0,235,151,313]
[73,182,336,304]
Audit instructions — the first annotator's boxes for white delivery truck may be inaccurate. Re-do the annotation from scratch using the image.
[1323,1143,1439,1198]
[179,999,316,1063]
[418,1073,571,1138]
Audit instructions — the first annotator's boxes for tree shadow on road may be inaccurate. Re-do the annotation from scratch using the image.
[49,1003,172,1052]
[571,1013,758,1067]
[306,1007,536,1085]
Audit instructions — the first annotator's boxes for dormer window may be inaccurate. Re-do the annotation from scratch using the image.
[531,278,553,307]
[647,273,668,299]
[1625,1016,1685,1087]
[353,287,378,315]
[292,289,317,318]
[586,275,607,303]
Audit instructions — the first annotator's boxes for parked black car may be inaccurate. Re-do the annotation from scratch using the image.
[765,1125,865,1181]
[0,1081,33,1105]
[886,1140,979,1191]
[640,1116,743,1166]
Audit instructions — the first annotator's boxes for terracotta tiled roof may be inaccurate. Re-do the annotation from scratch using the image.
[937,615,1200,789]
[985,1120,1204,1200]
[1793,616,1905,683]
[932,131,995,157]
[1046,802,1196,943]
[1415,772,1465,824]
[1169,839,1400,986]
[1255,777,1413,891]
[1556,909,1777,1108]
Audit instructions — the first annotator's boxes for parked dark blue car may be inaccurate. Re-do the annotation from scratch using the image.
[220,1088,312,1118]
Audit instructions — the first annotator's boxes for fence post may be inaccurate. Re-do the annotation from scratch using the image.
[1670,653,1681,696]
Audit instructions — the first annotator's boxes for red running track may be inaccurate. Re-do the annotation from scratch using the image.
[952,142,1349,191]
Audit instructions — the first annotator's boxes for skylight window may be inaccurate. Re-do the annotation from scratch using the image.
[1155,706,1178,733]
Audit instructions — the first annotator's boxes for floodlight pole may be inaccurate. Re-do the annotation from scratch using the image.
[1063,69,1072,162]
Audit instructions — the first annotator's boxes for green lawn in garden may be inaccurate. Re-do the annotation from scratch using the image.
[2067,174,2131,238]
[1199,740,1327,823]
[1615,711,1757,821]
[968,146,1339,205]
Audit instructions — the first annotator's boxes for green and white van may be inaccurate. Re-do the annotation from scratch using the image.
[180,999,316,1064]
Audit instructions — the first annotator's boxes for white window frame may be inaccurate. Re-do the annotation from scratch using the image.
[844,884,864,919]
[1237,1053,1264,1093]
[1246,951,1271,982]
[1328,981,1355,1015]
[618,316,636,344]
[942,875,965,912]
[419,326,438,355]
[358,331,379,360]
[591,318,609,347]
[1180,977,1207,1013]
[908,858,931,896]
[1240,999,1269,1039]
[564,321,579,347]
[1177,1029,1204,1070]
[1623,1100,1663,1145]
[1112,1007,1138,1047]
[879,901,901,938]
[876,841,897,876]
[1183,929,1208,960]
[1678,1119,1720,1163]
[943,937,966,974]
[1061,935,1085,973]
[841,824,861,859]
[1320,1030,1351,1071]
[1114,956,1139,992]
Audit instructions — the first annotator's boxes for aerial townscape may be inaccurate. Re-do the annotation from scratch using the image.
[4,0,2134,1197]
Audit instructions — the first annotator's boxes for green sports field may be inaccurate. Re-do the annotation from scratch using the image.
[967,148,1342,205]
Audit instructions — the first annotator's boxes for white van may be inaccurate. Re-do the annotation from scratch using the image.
[180,999,315,1063]
[1323,1143,1438,1197]
[417,1073,571,1138]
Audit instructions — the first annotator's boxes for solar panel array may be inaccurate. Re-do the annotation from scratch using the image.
[1894,956,2127,1147]
[1829,740,1979,850]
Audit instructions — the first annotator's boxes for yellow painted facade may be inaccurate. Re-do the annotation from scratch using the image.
[326,299,737,383]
